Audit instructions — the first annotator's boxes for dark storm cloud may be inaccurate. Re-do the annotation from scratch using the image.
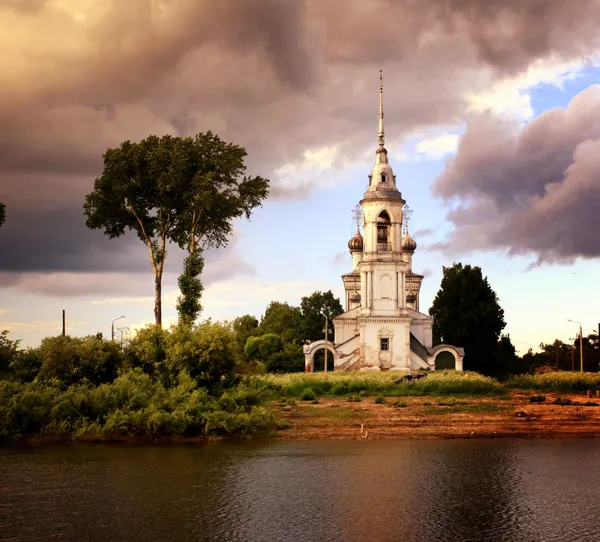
[432,86,600,263]
[0,206,147,273]
[3,0,600,284]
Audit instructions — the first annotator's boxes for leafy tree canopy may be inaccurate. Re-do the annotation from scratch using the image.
[299,290,344,343]
[259,302,303,343]
[84,132,269,328]
[429,262,506,374]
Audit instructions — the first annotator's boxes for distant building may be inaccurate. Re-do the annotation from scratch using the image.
[303,72,464,372]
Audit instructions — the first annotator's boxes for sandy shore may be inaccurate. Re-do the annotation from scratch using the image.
[274,392,600,439]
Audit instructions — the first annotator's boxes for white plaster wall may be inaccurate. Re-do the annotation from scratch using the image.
[362,320,410,370]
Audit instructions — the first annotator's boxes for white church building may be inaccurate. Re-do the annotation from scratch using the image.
[303,73,464,372]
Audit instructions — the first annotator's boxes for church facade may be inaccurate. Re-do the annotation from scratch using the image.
[303,73,464,372]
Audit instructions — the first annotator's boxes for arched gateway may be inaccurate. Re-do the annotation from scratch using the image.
[427,344,465,371]
[303,340,337,372]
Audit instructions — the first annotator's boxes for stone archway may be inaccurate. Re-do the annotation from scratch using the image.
[435,351,456,370]
[303,340,337,372]
[427,344,465,371]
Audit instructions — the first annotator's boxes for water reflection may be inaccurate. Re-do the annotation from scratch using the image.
[2,440,600,541]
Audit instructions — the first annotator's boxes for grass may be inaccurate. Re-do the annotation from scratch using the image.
[507,372,600,392]
[247,370,502,399]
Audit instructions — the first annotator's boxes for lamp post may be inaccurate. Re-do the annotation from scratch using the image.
[111,316,125,342]
[567,319,584,372]
[320,311,328,373]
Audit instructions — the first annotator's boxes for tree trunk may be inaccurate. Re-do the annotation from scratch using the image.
[154,273,162,328]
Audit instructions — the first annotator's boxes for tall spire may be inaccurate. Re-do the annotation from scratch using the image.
[378,70,385,148]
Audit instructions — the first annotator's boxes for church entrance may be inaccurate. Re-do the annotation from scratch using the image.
[312,347,335,372]
[435,351,456,370]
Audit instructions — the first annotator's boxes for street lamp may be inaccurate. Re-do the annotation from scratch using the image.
[111,316,125,342]
[567,319,584,372]
[320,310,328,374]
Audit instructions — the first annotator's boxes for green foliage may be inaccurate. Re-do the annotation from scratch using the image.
[429,262,507,375]
[374,395,385,404]
[299,387,316,401]
[264,351,304,373]
[253,370,502,398]
[0,369,278,442]
[233,315,259,359]
[163,322,238,392]
[10,348,43,382]
[84,132,269,328]
[83,135,187,327]
[529,395,547,403]
[176,252,205,326]
[37,335,123,387]
[0,330,21,375]
[507,371,600,392]
[299,290,344,342]
[125,324,167,376]
[259,301,302,345]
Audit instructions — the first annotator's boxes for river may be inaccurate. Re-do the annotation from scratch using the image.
[1,439,599,541]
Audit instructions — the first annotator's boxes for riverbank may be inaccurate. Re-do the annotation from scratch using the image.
[273,392,600,439]
[5,370,600,444]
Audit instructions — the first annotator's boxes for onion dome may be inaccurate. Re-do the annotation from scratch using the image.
[348,230,364,252]
[402,231,417,252]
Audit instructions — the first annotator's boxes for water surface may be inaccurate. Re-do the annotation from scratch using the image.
[2,439,599,541]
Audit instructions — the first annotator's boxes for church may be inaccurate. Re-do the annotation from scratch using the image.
[303,73,464,372]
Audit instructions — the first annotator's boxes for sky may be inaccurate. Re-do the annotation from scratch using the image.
[1,0,600,352]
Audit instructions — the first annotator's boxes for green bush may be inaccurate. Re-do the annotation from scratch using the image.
[299,387,316,401]
[374,396,385,404]
[529,395,546,403]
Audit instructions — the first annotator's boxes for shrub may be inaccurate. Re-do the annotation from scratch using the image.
[299,387,316,401]
[529,395,546,403]
[374,396,385,404]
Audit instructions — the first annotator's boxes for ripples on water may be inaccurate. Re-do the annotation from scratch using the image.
[1,440,600,541]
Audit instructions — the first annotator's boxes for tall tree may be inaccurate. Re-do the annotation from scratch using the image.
[0,201,6,229]
[429,262,506,374]
[299,290,344,343]
[84,136,186,327]
[259,301,302,351]
[232,314,259,358]
[171,132,269,325]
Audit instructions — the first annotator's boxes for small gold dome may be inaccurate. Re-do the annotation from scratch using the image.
[402,232,417,252]
[348,231,364,252]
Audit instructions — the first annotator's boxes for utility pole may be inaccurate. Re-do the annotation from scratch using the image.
[62,310,65,336]
[321,311,328,373]
[567,319,584,372]
[579,323,584,373]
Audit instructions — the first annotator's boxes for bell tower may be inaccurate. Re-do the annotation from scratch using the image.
[355,71,412,369]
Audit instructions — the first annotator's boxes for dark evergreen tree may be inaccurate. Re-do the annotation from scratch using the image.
[429,262,506,374]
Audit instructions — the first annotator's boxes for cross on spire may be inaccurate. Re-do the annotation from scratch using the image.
[378,70,385,148]
[352,204,362,232]
[403,205,413,234]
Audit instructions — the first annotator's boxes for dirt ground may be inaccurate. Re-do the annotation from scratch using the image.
[274,392,600,439]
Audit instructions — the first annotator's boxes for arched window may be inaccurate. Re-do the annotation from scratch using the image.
[377,211,391,251]
[381,173,386,183]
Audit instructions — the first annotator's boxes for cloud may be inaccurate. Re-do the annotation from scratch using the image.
[413,228,435,239]
[3,0,600,281]
[432,85,600,263]
[0,229,254,295]
[332,252,349,266]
